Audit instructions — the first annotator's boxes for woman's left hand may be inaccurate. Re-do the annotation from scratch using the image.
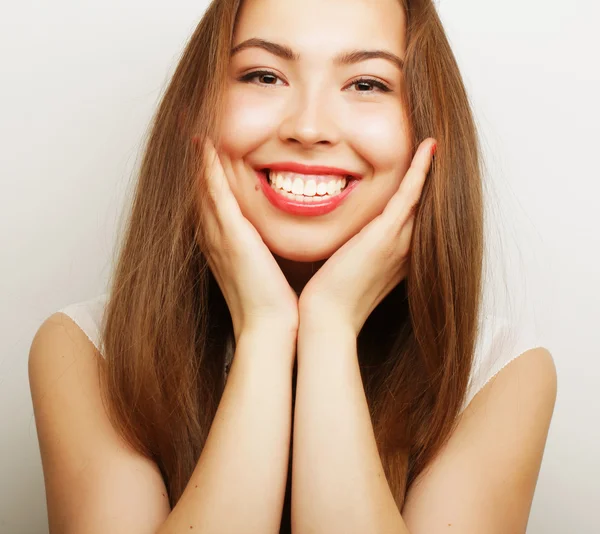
[298,138,437,336]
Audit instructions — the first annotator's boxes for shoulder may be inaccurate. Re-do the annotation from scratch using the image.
[54,293,108,356]
[461,312,548,413]
[457,344,557,497]
[31,308,100,355]
[29,311,103,387]
[28,310,114,454]
[510,346,556,386]
[457,345,557,502]
[403,346,556,531]
[471,345,557,416]
[28,311,170,532]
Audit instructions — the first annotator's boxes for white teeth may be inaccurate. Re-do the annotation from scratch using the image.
[291,178,304,195]
[269,180,337,202]
[268,170,349,197]
[304,180,317,196]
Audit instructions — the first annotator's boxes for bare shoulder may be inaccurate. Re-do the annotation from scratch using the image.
[403,347,557,532]
[472,346,557,416]
[29,312,170,534]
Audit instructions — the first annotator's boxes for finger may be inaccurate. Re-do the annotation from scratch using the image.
[398,214,415,256]
[198,138,243,224]
[366,211,415,263]
[383,138,436,226]
[201,139,232,202]
[231,158,256,193]
[192,138,230,250]
[195,139,221,231]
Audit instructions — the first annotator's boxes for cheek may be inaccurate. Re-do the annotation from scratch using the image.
[218,88,280,155]
[360,114,401,145]
[344,115,413,226]
[344,106,412,174]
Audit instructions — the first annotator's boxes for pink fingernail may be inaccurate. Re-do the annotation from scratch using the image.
[431,142,437,157]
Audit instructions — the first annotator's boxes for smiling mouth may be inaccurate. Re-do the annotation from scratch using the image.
[263,169,355,200]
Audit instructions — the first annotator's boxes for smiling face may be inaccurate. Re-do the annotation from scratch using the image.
[217,0,412,262]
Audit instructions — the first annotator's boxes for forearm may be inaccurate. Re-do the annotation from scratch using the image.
[291,322,408,534]
[158,326,295,534]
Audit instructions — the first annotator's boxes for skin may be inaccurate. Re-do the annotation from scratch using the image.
[218,0,413,291]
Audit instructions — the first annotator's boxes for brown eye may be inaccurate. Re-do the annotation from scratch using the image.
[239,70,282,86]
[348,77,391,93]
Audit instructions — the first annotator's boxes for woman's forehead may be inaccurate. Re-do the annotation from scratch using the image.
[233,0,407,55]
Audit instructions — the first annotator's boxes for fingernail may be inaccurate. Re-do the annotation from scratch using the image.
[431,142,437,157]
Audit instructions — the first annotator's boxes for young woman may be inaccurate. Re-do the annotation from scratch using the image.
[29,0,557,532]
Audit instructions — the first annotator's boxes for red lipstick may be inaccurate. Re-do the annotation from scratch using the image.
[255,169,360,217]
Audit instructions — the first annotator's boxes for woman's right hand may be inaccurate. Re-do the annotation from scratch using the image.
[194,137,299,343]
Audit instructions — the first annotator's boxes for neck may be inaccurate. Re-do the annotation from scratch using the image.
[273,253,326,297]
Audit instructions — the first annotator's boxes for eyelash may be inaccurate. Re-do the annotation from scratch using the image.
[238,69,392,94]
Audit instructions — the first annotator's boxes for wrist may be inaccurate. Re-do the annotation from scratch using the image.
[298,306,357,338]
[237,321,297,367]
[297,316,356,355]
[235,313,297,342]
[243,317,298,341]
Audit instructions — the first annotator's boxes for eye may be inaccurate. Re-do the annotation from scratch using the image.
[238,70,283,87]
[347,77,392,94]
[238,70,392,94]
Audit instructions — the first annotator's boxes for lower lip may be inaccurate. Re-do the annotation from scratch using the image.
[256,170,360,216]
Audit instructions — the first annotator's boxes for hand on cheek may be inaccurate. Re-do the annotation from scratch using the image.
[298,138,437,336]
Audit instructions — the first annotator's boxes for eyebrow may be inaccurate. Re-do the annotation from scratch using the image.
[230,38,404,71]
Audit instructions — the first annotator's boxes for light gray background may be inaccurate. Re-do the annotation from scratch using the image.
[1,1,598,532]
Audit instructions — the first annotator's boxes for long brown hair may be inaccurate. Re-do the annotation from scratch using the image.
[98,0,483,523]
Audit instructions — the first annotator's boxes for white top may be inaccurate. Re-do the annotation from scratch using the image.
[57,293,541,415]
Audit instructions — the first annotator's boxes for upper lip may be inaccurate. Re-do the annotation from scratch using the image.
[260,162,361,180]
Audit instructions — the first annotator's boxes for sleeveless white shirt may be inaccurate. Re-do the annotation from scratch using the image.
[57,293,542,415]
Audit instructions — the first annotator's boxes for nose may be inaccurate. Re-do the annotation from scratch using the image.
[277,87,341,148]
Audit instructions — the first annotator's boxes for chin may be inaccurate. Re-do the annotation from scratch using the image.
[261,229,345,263]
